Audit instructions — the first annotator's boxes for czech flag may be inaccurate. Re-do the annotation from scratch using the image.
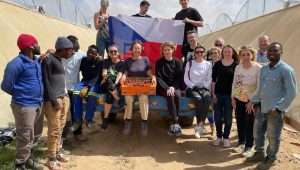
[108,15,185,67]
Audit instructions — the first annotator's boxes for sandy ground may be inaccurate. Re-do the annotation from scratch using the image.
[52,113,300,170]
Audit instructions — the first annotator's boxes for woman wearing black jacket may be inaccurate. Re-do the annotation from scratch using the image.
[156,42,183,136]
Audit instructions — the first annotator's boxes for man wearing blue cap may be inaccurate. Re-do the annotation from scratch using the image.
[42,37,74,170]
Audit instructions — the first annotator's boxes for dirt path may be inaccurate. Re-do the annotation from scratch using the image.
[62,113,300,170]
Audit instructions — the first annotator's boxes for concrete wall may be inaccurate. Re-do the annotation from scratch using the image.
[200,4,300,130]
[0,2,97,127]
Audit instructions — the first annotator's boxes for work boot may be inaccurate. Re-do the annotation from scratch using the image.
[256,157,276,170]
[245,151,265,163]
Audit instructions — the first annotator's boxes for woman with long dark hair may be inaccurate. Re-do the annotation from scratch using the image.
[212,45,239,147]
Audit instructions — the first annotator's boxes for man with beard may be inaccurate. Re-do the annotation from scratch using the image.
[1,34,44,170]
[42,37,74,170]
[246,42,297,170]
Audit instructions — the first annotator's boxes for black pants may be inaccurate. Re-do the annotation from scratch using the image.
[214,95,232,139]
[157,88,181,124]
[102,78,118,104]
[235,98,254,148]
[186,88,211,124]
[69,90,82,136]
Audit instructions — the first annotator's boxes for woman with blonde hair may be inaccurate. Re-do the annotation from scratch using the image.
[232,46,261,155]
[94,0,110,57]
[156,42,183,136]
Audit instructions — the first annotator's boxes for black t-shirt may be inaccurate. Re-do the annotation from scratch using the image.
[103,59,124,81]
[124,57,151,77]
[80,57,102,82]
[156,58,183,91]
[212,60,238,96]
[132,13,152,18]
[175,7,203,43]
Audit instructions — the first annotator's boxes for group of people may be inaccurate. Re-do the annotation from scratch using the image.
[1,0,298,170]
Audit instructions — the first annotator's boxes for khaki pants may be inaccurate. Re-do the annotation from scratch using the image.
[43,96,69,158]
[124,95,149,120]
[11,103,44,164]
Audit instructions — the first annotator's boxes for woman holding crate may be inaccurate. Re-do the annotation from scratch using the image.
[121,41,155,136]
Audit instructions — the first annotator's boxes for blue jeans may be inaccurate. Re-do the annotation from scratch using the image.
[214,95,233,139]
[72,82,101,124]
[96,32,110,56]
[254,107,284,160]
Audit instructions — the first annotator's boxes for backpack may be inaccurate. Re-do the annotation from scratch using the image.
[0,128,16,146]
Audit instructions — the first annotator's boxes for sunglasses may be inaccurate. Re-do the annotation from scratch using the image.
[195,50,205,54]
[109,50,118,53]
[215,43,223,47]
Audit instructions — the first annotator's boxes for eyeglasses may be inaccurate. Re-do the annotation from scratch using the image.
[195,50,205,54]
[215,43,223,47]
[109,50,118,53]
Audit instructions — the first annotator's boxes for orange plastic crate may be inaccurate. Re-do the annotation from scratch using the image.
[121,77,156,96]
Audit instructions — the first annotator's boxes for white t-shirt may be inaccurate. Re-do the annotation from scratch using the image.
[184,60,212,90]
[232,62,262,102]
[62,51,85,90]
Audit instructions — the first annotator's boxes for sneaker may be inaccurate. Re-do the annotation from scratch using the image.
[174,124,182,136]
[59,148,71,155]
[194,125,202,139]
[15,164,26,170]
[74,134,88,142]
[223,139,231,148]
[168,124,182,136]
[201,126,208,134]
[256,157,276,170]
[233,144,245,153]
[141,121,148,137]
[101,118,109,131]
[25,158,44,170]
[168,124,175,136]
[71,122,82,132]
[45,160,61,170]
[56,153,69,163]
[86,122,93,129]
[245,151,265,163]
[242,147,253,157]
[123,120,132,135]
[213,138,222,146]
